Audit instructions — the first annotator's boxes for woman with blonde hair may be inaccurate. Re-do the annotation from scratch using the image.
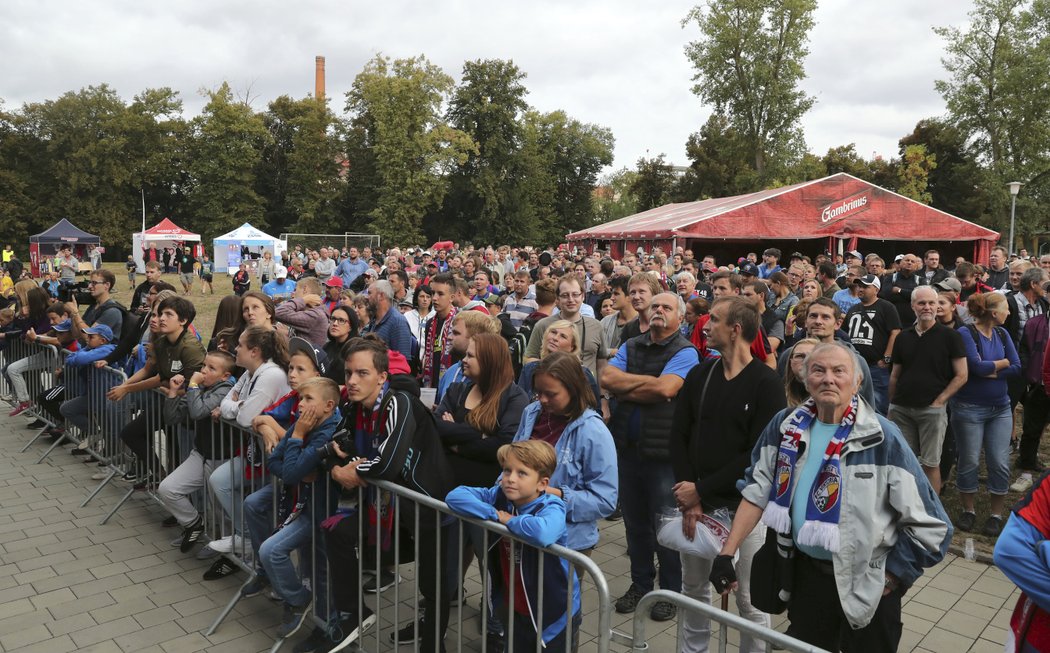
[517,319,601,403]
[783,337,820,407]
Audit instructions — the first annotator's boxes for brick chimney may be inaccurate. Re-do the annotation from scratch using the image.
[315,56,325,101]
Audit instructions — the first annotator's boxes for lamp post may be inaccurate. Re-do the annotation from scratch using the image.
[1008,181,1023,255]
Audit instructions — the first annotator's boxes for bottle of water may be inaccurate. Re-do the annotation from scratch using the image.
[963,538,976,561]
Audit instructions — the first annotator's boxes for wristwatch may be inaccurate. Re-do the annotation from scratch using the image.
[883,356,892,364]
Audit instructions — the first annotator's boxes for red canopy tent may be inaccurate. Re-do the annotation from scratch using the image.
[132,218,202,271]
[568,173,999,264]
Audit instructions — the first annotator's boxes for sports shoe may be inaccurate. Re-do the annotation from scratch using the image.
[1010,473,1034,493]
[120,469,139,482]
[91,471,109,481]
[70,441,91,456]
[605,505,623,521]
[9,401,30,417]
[26,419,46,429]
[206,534,247,554]
[650,600,676,621]
[363,569,400,593]
[203,556,239,580]
[956,511,977,532]
[615,584,647,614]
[981,515,1004,538]
[179,517,206,553]
[240,574,271,598]
[276,597,313,638]
[327,611,376,653]
[133,473,156,491]
[390,612,424,644]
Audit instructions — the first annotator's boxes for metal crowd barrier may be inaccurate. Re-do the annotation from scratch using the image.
[0,337,63,454]
[189,413,609,653]
[630,590,828,653]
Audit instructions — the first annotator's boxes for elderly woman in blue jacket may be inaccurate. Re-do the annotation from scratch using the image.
[512,351,619,553]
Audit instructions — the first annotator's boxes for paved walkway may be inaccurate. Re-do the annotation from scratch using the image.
[0,408,1018,652]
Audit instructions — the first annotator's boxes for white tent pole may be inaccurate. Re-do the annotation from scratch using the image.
[141,189,146,237]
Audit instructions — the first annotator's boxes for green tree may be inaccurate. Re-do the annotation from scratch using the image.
[897,144,937,203]
[899,118,987,219]
[345,54,476,245]
[821,144,869,177]
[125,88,189,229]
[521,110,614,243]
[258,95,344,237]
[442,59,530,244]
[676,113,757,200]
[630,154,677,211]
[682,0,817,178]
[594,167,639,223]
[184,83,270,240]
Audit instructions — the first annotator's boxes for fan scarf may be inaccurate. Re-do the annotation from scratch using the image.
[762,395,858,553]
[421,307,457,387]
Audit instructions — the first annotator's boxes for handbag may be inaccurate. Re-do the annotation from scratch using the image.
[749,527,793,614]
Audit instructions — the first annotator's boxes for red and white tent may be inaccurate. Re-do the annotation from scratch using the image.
[133,218,202,272]
[568,173,1000,264]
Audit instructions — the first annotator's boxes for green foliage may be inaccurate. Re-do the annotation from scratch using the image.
[184,83,270,240]
[677,114,758,200]
[897,144,937,204]
[683,0,817,178]
[346,54,477,245]
[899,119,988,220]
[630,154,677,211]
[594,167,639,223]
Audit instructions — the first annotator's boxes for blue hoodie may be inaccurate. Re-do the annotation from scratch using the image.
[513,403,618,550]
[269,409,342,518]
[446,485,580,644]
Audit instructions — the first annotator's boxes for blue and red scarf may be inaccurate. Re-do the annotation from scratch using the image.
[763,395,857,553]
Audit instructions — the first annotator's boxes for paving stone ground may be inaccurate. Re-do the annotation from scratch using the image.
[0,409,1016,652]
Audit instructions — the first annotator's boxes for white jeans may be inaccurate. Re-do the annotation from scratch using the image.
[679,522,769,653]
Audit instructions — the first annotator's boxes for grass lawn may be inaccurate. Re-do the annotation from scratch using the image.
[98,261,232,342]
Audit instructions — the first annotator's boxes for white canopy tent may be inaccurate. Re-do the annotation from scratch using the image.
[132,218,201,273]
[213,223,287,274]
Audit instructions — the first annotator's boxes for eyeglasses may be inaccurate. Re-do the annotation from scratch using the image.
[558,292,583,300]
[87,280,103,286]
[331,317,350,325]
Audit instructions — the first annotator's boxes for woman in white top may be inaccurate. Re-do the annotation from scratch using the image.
[405,284,435,357]
[203,325,291,570]
[257,251,277,284]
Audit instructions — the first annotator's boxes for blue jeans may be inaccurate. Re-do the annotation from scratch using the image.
[869,364,890,416]
[244,484,328,611]
[209,457,245,534]
[950,400,1012,495]
[617,446,681,592]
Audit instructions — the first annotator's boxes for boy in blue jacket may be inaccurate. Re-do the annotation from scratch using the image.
[57,324,117,436]
[446,440,582,653]
[242,377,342,641]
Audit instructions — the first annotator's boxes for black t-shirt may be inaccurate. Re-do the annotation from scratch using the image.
[178,254,196,274]
[844,298,902,364]
[890,322,966,407]
[695,283,713,302]
[669,358,786,510]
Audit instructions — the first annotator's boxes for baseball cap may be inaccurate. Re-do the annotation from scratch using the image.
[894,254,905,263]
[274,266,288,279]
[739,262,760,277]
[934,277,962,293]
[364,268,379,278]
[847,250,863,261]
[853,274,882,289]
[83,324,114,341]
[325,276,344,288]
[288,337,329,376]
[52,319,73,332]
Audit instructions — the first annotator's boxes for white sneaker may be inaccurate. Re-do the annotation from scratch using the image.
[206,534,248,554]
[1010,473,1034,493]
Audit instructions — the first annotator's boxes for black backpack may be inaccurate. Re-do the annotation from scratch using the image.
[94,301,140,367]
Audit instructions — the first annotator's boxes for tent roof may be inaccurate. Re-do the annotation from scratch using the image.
[143,218,200,240]
[29,218,101,245]
[568,173,999,243]
[213,223,279,242]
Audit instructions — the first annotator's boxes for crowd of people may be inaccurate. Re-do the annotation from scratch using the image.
[4,238,1050,652]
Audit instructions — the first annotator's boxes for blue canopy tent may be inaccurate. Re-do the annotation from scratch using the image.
[212,223,286,274]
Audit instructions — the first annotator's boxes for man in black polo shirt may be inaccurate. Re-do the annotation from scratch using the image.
[670,296,785,652]
[888,286,968,493]
[844,275,902,415]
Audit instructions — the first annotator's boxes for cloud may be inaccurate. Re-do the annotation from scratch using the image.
[0,0,974,170]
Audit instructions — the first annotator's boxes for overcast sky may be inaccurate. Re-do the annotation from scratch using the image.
[2,1,973,172]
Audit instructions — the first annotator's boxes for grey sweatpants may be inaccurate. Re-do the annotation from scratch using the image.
[156,450,216,527]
